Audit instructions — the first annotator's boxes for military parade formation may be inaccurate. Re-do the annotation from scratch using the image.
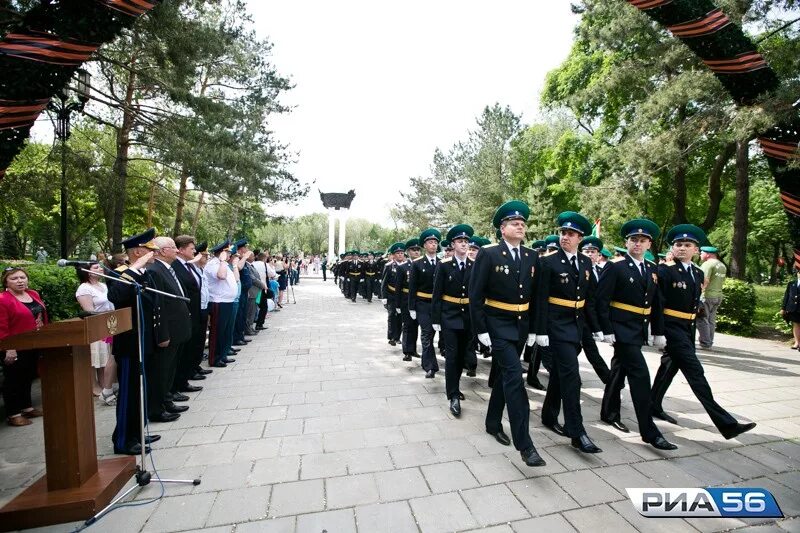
[329,200,758,468]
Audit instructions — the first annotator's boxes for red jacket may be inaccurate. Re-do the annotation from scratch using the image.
[0,289,49,341]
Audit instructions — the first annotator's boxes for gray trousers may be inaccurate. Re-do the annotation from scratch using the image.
[697,296,722,347]
[246,296,259,333]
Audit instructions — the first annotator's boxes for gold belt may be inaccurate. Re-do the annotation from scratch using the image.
[610,301,651,315]
[664,308,696,320]
[548,297,585,309]
[485,298,529,312]
[402,288,409,293]
[387,285,396,292]
[415,291,432,300]
[442,295,469,305]
[349,273,360,276]
[365,273,376,276]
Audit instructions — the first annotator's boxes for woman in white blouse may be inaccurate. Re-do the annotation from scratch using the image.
[75,263,118,405]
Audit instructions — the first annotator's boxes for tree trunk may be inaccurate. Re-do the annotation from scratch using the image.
[769,241,780,284]
[672,106,688,225]
[173,166,189,236]
[146,179,156,227]
[110,69,137,252]
[190,191,205,235]
[700,142,736,231]
[730,139,750,279]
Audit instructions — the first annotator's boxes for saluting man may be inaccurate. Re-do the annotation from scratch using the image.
[432,224,473,415]
[396,239,421,359]
[470,200,546,467]
[650,224,756,440]
[410,228,442,378]
[381,243,406,350]
[595,219,677,450]
[534,212,602,454]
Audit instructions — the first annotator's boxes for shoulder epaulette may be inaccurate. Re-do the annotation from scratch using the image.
[645,260,657,268]
[544,250,558,257]
[441,257,453,263]
[611,256,625,263]
[115,265,128,272]
[520,244,532,252]
[413,256,425,262]
[484,243,499,248]
[665,261,676,266]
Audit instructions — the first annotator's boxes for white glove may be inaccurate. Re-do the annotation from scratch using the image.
[603,333,616,344]
[526,334,536,347]
[409,310,417,320]
[592,332,604,342]
[477,332,492,349]
[380,299,387,305]
[395,308,401,315]
[652,335,666,348]
[535,335,549,347]
[433,324,441,332]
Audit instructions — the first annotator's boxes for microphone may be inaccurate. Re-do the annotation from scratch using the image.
[56,259,97,268]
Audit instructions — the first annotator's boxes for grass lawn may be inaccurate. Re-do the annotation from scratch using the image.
[753,284,789,340]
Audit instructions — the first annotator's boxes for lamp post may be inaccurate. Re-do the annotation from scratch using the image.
[48,69,91,259]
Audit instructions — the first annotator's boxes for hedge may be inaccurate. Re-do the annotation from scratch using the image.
[0,262,81,321]
[716,278,757,335]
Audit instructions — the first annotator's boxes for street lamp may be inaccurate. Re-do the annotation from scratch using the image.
[48,68,91,259]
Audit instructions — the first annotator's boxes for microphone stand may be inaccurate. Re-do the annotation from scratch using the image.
[78,267,200,528]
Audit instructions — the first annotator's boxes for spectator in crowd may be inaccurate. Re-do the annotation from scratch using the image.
[172,235,207,396]
[75,262,118,405]
[274,255,287,307]
[35,247,48,263]
[254,252,271,330]
[698,246,727,350]
[204,242,239,367]
[245,248,266,335]
[321,255,328,281]
[232,239,254,344]
[781,268,800,350]
[1,267,47,427]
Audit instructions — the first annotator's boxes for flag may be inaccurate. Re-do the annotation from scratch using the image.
[592,219,601,238]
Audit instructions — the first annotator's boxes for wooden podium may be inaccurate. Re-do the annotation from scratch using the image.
[0,309,136,531]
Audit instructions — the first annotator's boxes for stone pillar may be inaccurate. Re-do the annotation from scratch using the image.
[327,210,336,262]
[338,211,347,257]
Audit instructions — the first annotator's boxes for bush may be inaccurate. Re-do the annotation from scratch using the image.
[1,263,80,321]
[773,310,793,335]
[716,278,757,335]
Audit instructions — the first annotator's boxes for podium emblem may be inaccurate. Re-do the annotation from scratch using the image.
[106,315,119,335]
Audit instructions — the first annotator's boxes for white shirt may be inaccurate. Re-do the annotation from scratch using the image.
[453,254,467,270]
[75,282,114,313]
[253,260,267,285]
[266,263,277,279]
[203,257,238,303]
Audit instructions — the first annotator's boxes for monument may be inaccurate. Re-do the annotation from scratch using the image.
[319,190,356,260]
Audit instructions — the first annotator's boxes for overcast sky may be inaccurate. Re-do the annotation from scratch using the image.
[248,1,578,225]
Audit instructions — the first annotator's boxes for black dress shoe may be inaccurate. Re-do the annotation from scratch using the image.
[197,368,213,375]
[388,340,397,346]
[466,368,476,377]
[543,422,567,437]
[653,410,678,425]
[527,377,545,391]
[256,325,268,331]
[149,412,180,423]
[721,422,757,440]
[212,362,228,368]
[180,384,203,393]
[521,446,546,467]
[189,373,207,381]
[449,398,461,417]
[425,370,435,379]
[645,436,678,450]
[604,419,630,433]
[229,347,241,354]
[172,393,190,402]
[486,428,511,446]
[571,433,602,453]
[143,434,161,444]
[242,338,252,343]
[164,403,189,414]
[402,354,412,361]
[412,352,421,358]
[115,443,151,455]
[458,392,465,400]
[224,357,236,363]
[233,341,247,346]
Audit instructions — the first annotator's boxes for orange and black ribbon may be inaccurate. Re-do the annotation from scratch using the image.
[759,138,800,162]
[0,98,49,131]
[667,9,731,38]
[96,0,157,17]
[627,0,673,9]
[0,32,99,66]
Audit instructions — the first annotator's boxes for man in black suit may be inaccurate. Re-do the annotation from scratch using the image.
[534,212,602,454]
[650,224,756,440]
[148,236,192,423]
[410,228,442,378]
[432,224,473,415]
[172,235,206,397]
[470,200,545,467]
[395,239,421,359]
[595,219,677,450]
[381,243,405,349]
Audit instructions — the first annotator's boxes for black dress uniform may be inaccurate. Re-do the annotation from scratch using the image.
[579,260,611,383]
[362,258,378,302]
[410,252,440,376]
[347,256,361,301]
[781,278,800,322]
[381,244,404,346]
[470,239,539,454]
[433,225,473,409]
[596,246,672,447]
[395,255,419,357]
[535,247,597,441]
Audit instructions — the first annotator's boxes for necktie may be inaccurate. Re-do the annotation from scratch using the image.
[570,255,577,273]
[639,262,646,278]
[459,261,464,271]
[512,248,520,269]
[168,266,186,297]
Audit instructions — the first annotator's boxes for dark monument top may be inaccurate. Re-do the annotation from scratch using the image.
[319,189,356,210]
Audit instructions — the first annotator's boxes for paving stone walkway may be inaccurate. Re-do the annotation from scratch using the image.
[2,276,800,532]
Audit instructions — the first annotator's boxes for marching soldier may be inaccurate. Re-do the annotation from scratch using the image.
[410,228,442,378]
[578,236,611,384]
[381,243,405,349]
[361,252,379,303]
[442,240,454,259]
[396,239,421,360]
[470,200,546,467]
[432,224,474,415]
[534,211,602,454]
[463,236,486,377]
[347,251,362,302]
[650,224,756,440]
[595,219,677,450]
